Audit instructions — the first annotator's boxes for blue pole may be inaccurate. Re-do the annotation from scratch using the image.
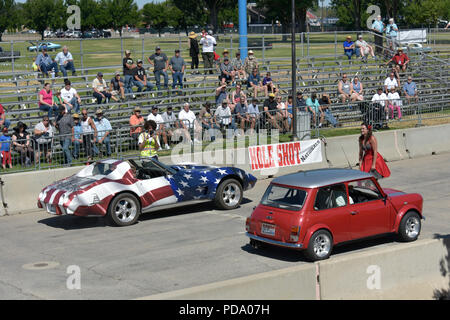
[238,0,248,60]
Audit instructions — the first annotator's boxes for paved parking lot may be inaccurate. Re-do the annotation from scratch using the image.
[0,152,449,299]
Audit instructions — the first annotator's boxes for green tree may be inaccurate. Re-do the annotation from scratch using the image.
[103,0,139,36]
[172,0,207,34]
[0,0,18,42]
[23,0,67,40]
[141,1,171,36]
[402,0,447,27]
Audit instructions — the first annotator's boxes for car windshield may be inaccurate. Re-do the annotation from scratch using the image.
[91,162,116,176]
[261,184,307,211]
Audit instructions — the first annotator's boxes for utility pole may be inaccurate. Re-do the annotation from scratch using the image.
[291,0,297,141]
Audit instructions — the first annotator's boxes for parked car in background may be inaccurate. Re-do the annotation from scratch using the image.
[27,41,62,52]
[82,31,93,38]
[246,169,423,261]
[102,29,112,38]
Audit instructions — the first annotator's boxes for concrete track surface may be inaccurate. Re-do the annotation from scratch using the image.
[0,153,449,299]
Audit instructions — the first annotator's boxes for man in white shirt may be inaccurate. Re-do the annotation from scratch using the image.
[387,87,402,120]
[371,88,389,120]
[60,80,81,113]
[355,35,375,61]
[384,72,399,93]
[92,72,111,104]
[147,106,170,150]
[199,30,216,74]
[178,103,199,143]
[55,46,76,78]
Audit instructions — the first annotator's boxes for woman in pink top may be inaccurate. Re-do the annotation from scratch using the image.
[39,83,58,119]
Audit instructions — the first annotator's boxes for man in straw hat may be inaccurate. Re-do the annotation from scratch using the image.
[343,35,356,60]
[188,31,200,73]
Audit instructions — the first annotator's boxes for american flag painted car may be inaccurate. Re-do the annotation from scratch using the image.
[38,158,257,226]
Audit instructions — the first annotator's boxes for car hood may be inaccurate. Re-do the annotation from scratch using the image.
[45,175,97,193]
[383,188,405,196]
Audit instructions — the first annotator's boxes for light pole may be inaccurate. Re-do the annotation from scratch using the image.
[291,0,297,141]
[321,0,325,32]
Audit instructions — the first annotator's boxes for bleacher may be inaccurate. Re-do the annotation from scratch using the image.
[0,44,449,172]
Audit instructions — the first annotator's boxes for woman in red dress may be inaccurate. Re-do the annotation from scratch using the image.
[358,123,391,179]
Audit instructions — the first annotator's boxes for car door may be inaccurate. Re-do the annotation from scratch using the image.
[347,178,391,240]
[310,183,351,244]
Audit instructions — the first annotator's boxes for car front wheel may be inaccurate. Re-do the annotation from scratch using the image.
[398,211,421,242]
[107,193,141,226]
[304,230,333,261]
[214,178,243,210]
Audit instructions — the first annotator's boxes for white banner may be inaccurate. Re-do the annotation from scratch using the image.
[397,29,427,44]
[248,139,322,171]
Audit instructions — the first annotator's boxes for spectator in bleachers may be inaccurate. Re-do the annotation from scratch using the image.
[371,15,385,56]
[34,116,55,164]
[343,36,357,60]
[350,76,364,102]
[371,88,389,121]
[355,35,375,62]
[306,93,323,127]
[386,18,399,51]
[12,122,33,166]
[234,96,251,135]
[199,102,220,141]
[71,113,83,160]
[248,68,267,98]
[219,57,235,85]
[0,127,12,170]
[200,30,217,75]
[387,87,402,120]
[110,71,126,102]
[215,84,229,106]
[247,97,260,134]
[319,94,338,128]
[296,91,306,109]
[39,83,58,120]
[338,74,351,103]
[188,32,200,73]
[384,72,399,94]
[214,100,234,134]
[263,72,277,95]
[230,83,244,107]
[147,106,170,150]
[276,95,290,132]
[123,50,135,98]
[129,106,145,150]
[161,106,179,133]
[55,105,74,166]
[178,103,199,143]
[148,46,169,93]
[80,108,98,162]
[55,46,76,78]
[94,109,112,157]
[133,59,155,94]
[92,72,111,104]
[263,93,280,130]
[36,46,58,78]
[32,57,39,72]
[169,49,186,94]
[386,48,409,73]
[61,80,82,113]
[403,76,419,104]
[231,52,246,80]
[243,50,259,76]
[53,91,64,110]
[286,96,294,131]
[0,103,11,129]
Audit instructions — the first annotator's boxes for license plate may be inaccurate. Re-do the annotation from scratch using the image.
[46,204,56,214]
[261,223,275,236]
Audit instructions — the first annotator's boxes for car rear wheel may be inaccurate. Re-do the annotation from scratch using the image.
[398,211,421,242]
[304,230,333,262]
[107,193,141,226]
[214,178,242,210]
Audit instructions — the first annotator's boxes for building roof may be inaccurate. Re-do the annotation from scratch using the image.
[272,168,373,189]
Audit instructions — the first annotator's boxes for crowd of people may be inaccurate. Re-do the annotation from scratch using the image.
[0,27,424,170]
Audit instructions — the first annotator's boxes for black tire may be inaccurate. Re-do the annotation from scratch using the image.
[304,229,333,262]
[107,193,141,226]
[214,178,243,210]
[397,211,421,242]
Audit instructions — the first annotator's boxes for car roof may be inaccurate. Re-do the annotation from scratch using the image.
[272,168,373,189]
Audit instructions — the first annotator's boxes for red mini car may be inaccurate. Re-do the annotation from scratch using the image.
[245,169,423,261]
